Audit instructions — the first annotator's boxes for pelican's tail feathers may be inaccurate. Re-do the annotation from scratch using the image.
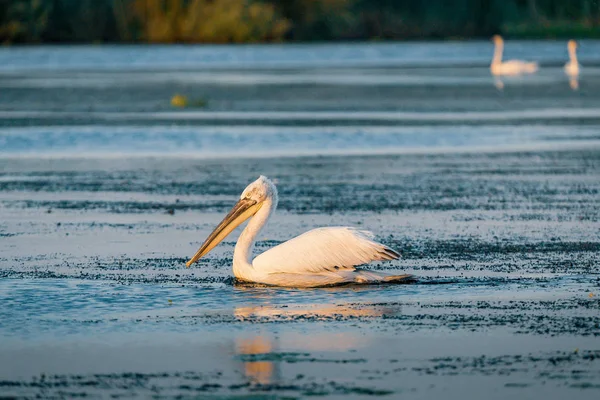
[352,269,413,284]
[383,274,414,282]
[378,246,401,260]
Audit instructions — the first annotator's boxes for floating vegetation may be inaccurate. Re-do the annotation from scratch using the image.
[170,94,207,108]
[170,94,188,108]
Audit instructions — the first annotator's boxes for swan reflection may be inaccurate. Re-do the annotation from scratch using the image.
[494,77,505,90]
[569,77,579,90]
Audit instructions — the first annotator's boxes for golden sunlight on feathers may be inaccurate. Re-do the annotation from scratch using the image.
[186,176,410,287]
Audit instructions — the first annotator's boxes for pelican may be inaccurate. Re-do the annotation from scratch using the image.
[490,35,538,76]
[186,176,410,287]
[565,40,580,77]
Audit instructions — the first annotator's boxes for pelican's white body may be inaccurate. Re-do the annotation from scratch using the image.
[192,176,408,287]
[490,36,538,76]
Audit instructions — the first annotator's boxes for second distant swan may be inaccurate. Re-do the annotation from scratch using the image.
[490,35,538,76]
[564,40,580,76]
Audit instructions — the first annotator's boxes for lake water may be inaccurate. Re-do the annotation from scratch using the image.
[2,41,600,157]
[1,42,599,398]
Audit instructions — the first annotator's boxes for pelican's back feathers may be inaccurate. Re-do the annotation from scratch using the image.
[253,227,399,275]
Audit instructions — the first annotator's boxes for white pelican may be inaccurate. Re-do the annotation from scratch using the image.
[186,176,410,287]
[490,35,538,76]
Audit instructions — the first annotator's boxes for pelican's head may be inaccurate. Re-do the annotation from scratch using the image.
[186,176,277,267]
[492,35,503,44]
[240,175,278,205]
[568,40,578,51]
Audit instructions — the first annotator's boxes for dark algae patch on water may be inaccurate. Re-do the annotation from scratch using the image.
[1,349,599,398]
[1,150,599,215]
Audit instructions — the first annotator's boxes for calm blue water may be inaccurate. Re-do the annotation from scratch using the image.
[1,41,600,157]
[1,41,600,71]
[1,43,599,397]
[1,124,598,157]
[0,274,586,340]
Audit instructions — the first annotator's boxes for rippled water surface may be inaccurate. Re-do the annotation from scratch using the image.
[1,42,599,398]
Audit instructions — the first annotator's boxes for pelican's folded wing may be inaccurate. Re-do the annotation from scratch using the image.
[252,227,399,274]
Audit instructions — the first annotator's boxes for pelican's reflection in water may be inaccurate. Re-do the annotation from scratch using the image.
[232,284,403,321]
[232,286,401,384]
[232,303,400,382]
[234,303,394,320]
[235,336,278,384]
[234,329,372,384]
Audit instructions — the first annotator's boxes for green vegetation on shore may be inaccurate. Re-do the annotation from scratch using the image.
[2,0,600,44]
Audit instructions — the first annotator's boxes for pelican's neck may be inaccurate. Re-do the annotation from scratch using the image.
[568,45,578,65]
[233,195,277,275]
[492,40,503,65]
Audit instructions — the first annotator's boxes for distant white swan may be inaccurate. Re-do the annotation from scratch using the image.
[186,176,411,287]
[490,35,538,76]
[564,40,580,90]
[564,40,580,77]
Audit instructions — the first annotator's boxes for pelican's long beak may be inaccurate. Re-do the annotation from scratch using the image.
[186,198,262,267]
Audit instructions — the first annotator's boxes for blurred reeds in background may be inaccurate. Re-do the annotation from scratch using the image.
[1,0,600,45]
